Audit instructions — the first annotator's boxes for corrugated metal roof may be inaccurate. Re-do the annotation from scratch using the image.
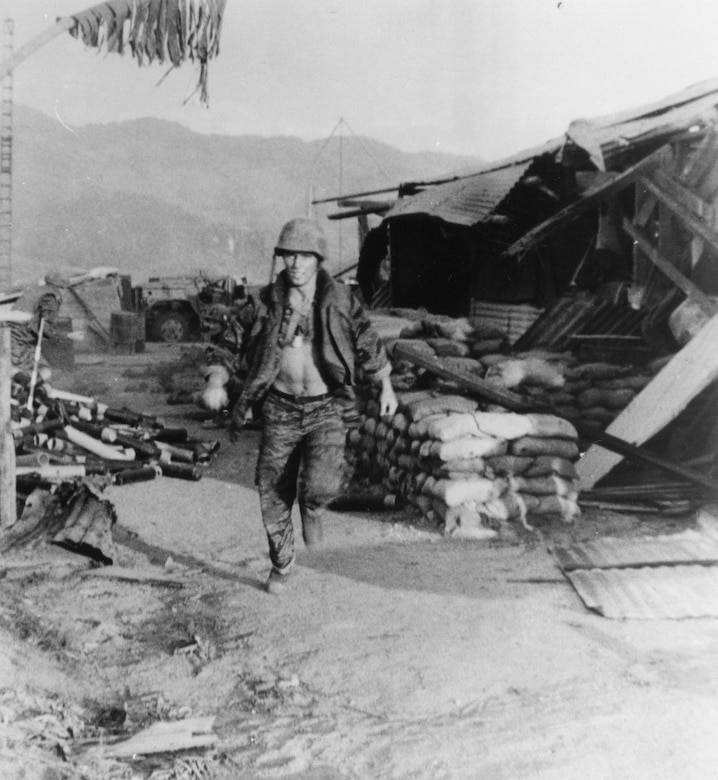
[555,530,718,571]
[513,295,646,351]
[567,565,718,619]
[414,137,565,185]
[469,301,543,345]
[567,78,718,170]
[385,161,533,227]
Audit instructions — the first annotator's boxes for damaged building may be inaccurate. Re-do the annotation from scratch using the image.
[333,78,718,507]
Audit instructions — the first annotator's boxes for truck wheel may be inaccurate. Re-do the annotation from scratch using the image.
[152,312,192,342]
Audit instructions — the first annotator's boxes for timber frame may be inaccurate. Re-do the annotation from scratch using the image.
[502,129,718,489]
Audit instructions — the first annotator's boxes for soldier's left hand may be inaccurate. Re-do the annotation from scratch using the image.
[379,382,398,418]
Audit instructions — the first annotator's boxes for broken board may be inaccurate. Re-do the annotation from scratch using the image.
[576,310,718,489]
[102,715,216,758]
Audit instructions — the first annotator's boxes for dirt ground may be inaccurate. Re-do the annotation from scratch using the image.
[2,343,718,780]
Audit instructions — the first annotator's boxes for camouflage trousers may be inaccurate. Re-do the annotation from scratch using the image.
[256,389,346,571]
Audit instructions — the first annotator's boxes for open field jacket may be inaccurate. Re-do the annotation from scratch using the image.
[208,267,390,419]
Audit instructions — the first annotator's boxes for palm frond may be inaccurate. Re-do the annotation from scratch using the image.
[67,0,228,104]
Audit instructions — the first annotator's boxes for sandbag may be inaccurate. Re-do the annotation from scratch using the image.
[426,338,471,357]
[531,495,581,523]
[486,358,565,390]
[485,455,534,476]
[405,394,479,421]
[430,436,508,462]
[580,407,616,425]
[473,411,533,440]
[434,469,491,481]
[391,339,436,359]
[471,338,506,357]
[391,413,410,433]
[433,456,487,474]
[408,412,451,439]
[439,357,485,376]
[509,475,578,499]
[524,456,577,479]
[434,317,475,342]
[479,353,512,368]
[428,476,506,507]
[426,413,484,441]
[566,362,632,380]
[525,414,578,440]
[433,499,499,540]
[510,436,580,460]
[577,388,635,410]
[595,375,652,392]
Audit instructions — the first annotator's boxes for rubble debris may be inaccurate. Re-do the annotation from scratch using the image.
[2,369,221,557]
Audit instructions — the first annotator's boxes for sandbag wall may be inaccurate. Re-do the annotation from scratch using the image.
[386,312,663,443]
[350,389,581,539]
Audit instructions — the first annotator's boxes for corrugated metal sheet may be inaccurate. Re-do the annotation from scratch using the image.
[567,78,718,170]
[567,565,718,619]
[555,531,718,571]
[413,138,565,186]
[513,295,646,351]
[469,301,543,344]
[385,161,533,227]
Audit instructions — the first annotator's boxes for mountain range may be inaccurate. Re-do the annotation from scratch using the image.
[10,105,482,288]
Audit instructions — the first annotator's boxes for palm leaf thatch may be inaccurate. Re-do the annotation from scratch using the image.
[0,0,228,104]
[69,0,228,104]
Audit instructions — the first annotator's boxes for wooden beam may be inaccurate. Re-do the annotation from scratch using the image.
[639,174,718,256]
[503,145,668,258]
[393,342,718,494]
[0,325,15,528]
[622,219,718,315]
[681,130,718,189]
[651,169,715,224]
[576,310,718,489]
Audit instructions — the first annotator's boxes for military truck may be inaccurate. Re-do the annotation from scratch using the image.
[135,273,250,342]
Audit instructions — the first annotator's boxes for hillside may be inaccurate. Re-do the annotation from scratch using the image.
[10,106,482,287]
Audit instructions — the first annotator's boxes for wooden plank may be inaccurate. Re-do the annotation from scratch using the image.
[0,326,16,528]
[503,145,667,258]
[103,716,216,758]
[651,169,715,224]
[80,565,185,588]
[576,311,718,489]
[66,286,112,343]
[639,175,718,256]
[622,219,718,315]
[680,130,718,187]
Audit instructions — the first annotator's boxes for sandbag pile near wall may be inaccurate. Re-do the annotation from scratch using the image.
[384,310,659,440]
[350,388,581,539]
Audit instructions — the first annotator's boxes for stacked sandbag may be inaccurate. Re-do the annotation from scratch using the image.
[386,314,506,392]
[351,388,582,539]
[481,353,658,439]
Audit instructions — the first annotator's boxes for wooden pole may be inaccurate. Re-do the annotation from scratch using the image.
[0,309,32,529]
[0,323,16,527]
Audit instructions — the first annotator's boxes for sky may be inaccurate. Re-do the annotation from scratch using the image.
[5,0,718,162]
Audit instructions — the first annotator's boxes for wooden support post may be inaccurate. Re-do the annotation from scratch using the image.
[502,145,668,259]
[0,309,32,529]
[623,219,718,316]
[576,310,718,489]
[0,323,15,527]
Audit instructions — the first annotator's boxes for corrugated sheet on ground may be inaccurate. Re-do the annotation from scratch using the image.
[567,565,718,619]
